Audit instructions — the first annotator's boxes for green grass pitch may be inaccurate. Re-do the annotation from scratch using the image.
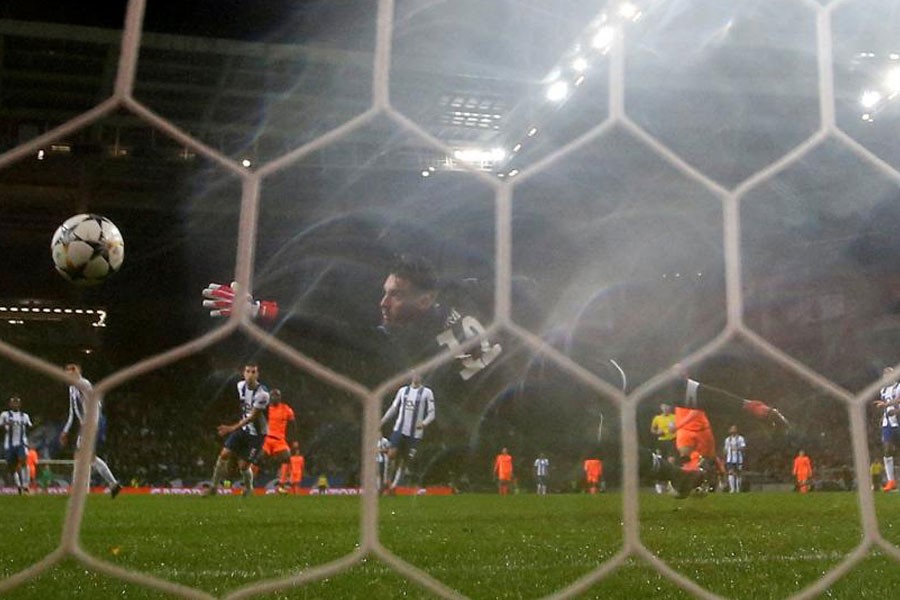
[1,492,898,598]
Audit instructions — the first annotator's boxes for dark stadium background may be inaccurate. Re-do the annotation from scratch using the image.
[0,0,896,493]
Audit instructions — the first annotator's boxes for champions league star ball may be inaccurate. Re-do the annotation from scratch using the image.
[51,214,125,285]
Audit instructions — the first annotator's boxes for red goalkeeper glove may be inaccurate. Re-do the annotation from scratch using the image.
[202,282,279,321]
[743,399,790,428]
[742,399,772,420]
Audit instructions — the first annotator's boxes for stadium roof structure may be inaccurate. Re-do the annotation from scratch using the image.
[0,17,529,190]
[1,6,899,387]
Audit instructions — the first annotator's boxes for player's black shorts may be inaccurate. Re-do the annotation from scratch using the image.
[654,438,676,459]
[4,444,26,464]
[74,414,108,452]
[389,431,420,460]
[882,425,900,446]
[224,429,264,464]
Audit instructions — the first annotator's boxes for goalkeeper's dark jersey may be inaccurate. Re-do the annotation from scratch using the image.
[375,278,539,486]
[272,276,552,486]
[272,276,521,388]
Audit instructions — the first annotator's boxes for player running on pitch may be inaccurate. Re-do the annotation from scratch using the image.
[1,395,33,495]
[262,388,297,493]
[207,363,270,497]
[875,366,900,492]
[380,372,436,492]
[59,363,122,498]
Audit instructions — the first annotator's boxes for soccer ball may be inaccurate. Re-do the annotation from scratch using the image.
[51,214,125,285]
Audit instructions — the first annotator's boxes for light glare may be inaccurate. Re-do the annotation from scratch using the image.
[546,80,570,102]
[860,89,882,109]
[591,26,615,51]
[453,148,506,163]
[617,2,640,20]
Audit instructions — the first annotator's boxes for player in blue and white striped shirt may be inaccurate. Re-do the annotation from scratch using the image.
[381,373,435,492]
[876,366,900,492]
[1,395,33,494]
[376,436,391,493]
[533,453,550,495]
[59,363,122,498]
[723,425,747,493]
[207,363,271,497]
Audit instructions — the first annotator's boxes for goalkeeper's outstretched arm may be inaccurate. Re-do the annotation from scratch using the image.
[676,376,788,427]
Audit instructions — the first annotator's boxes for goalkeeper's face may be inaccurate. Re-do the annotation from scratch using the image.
[380,274,436,328]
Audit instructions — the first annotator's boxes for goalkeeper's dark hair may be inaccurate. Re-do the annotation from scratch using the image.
[389,254,438,291]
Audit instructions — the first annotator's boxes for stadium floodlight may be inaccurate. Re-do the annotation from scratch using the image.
[591,26,615,51]
[546,80,570,102]
[572,56,588,72]
[617,2,640,20]
[527,127,538,137]
[860,90,881,109]
[453,147,507,164]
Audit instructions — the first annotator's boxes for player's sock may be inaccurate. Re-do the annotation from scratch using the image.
[885,456,895,482]
[242,467,254,496]
[12,471,22,491]
[20,466,30,489]
[382,459,393,490]
[647,449,682,480]
[648,449,706,499]
[91,457,117,487]
[211,457,227,487]
[391,464,405,488]
[728,474,736,492]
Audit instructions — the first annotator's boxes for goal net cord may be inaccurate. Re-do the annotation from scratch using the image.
[0,0,896,599]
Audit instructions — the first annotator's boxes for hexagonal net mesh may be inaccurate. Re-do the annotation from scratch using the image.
[1,0,899,598]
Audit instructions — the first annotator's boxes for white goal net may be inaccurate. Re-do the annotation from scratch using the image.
[0,0,899,598]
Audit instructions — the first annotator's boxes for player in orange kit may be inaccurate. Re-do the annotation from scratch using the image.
[584,458,603,494]
[261,388,297,494]
[280,441,305,494]
[493,447,513,495]
[793,449,813,494]
[26,447,38,493]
